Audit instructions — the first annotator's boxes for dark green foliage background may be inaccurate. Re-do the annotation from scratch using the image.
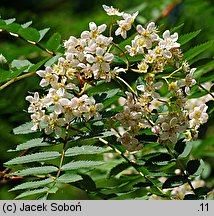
[0,0,213,199]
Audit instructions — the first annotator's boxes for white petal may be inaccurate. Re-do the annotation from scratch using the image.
[147,22,155,32]
[26,96,33,103]
[169,134,177,143]
[81,31,90,39]
[171,32,178,41]
[86,54,95,63]
[45,126,53,135]
[59,98,71,106]
[89,22,97,31]
[36,70,46,77]
[137,85,145,91]
[54,104,63,114]
[98,24,107,33]
[154,81,163,89]
[104,53,114,62]
[185,87,191,95]
[162,122,170,131]
[34,92,40,101]
[115,27,122,36]
[55,127,62,137]
[163,30,170,39]
[163,50,172,58]
[40,79,49,87]
[31,124,38,131]
[136,25,144,34]
[170,117,178,125]
[96,47,104,56]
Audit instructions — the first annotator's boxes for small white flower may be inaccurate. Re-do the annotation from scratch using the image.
[115,12,138,39]
[36,67,59,88]
[81,22,107,40]
[26,92,44,113]
[159,30,180,58]
[180,68,197,95]
[189,104,208,129]
[102,5,123,16]
[136,22,159,49]
[137,60,149,73]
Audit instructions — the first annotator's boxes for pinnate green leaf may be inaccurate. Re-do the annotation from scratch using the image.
[57,173,82,183]
[5,152,61,165]
[146,153,172,165]
[21,21,32,28]
[61,161,105,171]
[18,27,40,42]
[15,188,49,199]
[108,162,130,178]
[13,122,34,134]
[8,138,51,152]
[186,159,205,176]
[174,141,193,159]
[65,146,108,157]
[184,40,214,62]
[46,32,61,52]
[12,166,58,176]
[10,178,53,191]
[4,18,16,24]
[162,175,188,189]
[11,59,32,70]
[178,30,201,45]
[38,28,50,41]
[0,66,29,83]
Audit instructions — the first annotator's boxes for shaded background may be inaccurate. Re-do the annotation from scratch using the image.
[0,0,213,199]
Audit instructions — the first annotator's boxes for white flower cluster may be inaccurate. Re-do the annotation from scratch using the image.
[26,5,211,147]
[115,92,149,151]
[126,23,181,73]
[26,88,103,136]
[63,22,125,82]
[101,5,211,149]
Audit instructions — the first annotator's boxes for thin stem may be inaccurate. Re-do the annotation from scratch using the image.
[164,143,197,195]
[162,66,183,79]
[99,137,170,199]
[116,75,137,96]
[46,124,70,199]
[5,30,55,56]
[111,42,130,70]
[0,72,36,91]
[76,82,88,97]
[197,83,214,99]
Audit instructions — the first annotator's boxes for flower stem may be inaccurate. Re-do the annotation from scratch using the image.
[163,66,183,79]
[197,83,214,99]
[0,72,36,91]
[116,75,137,96]
[111,42,130,70]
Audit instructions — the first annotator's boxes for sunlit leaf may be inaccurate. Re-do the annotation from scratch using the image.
[12,166,58,176]
[5,152,61,165]
[10,178,53,191]
[65,146,108,157]
[13,122,34,134]
[15,188,49,199]
[61,161,105,171]
[8,138,51,152]
[57,173,82,183]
